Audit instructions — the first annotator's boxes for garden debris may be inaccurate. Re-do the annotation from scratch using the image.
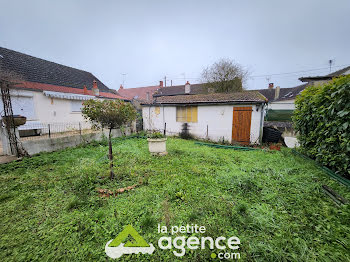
[269,143,281,151]
[321,185,348,206]
[97,183,140,198]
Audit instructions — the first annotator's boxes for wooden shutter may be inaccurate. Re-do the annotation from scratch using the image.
[232,106,252,145]
[192,106,198,122]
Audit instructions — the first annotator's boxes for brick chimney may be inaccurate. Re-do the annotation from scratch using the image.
[268,83,274,89]
[185,81,191,94]
[83,85,88,95]
[92,80,99,96]
[159,81,163,88]
[119,84,124,90]
[275,86,280,100]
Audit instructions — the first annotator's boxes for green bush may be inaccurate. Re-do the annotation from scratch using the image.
[265,109,294,121]
[293,75,350,178]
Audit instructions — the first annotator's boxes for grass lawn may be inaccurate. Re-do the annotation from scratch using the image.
[0,138,349,261]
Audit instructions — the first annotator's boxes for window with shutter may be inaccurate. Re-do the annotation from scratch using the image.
[176,106,198,123]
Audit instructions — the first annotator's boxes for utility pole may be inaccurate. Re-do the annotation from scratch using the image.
[164,76,167,87]
[171,80,172,87]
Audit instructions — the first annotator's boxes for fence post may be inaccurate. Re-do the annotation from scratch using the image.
[79,122,82,136]
[48,124,51,138]
[164,122,166,136]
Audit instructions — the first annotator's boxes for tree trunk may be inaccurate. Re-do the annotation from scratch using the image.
[108,128,115,179]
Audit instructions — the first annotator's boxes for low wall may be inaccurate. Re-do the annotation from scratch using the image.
[21,128,131,156]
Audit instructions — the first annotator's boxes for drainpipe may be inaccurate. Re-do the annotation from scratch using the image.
[258,103,265,144]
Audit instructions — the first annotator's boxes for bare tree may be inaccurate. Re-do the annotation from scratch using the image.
[201,58,249,93]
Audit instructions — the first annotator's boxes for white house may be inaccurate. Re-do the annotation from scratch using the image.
[0,47,127,135]
[142,87,267,145]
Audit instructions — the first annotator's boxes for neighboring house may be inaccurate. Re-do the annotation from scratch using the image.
[299,65,350,86]
[117,81,163,103]
[153,79,242,97]
[0,47,126,130]
[142,88,267,145]
[255,65,350,122]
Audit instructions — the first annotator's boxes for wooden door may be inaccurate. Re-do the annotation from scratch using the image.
[232,106,252,145]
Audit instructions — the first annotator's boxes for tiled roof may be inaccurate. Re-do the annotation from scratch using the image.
[118,85,160,101]
[148,91,267,105]
[254,83,308,102]
[153,83,209,97]
[0,46,120,96]
[153,79,242,97]
[14,81,127,100]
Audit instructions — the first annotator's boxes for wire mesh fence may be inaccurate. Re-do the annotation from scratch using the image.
[18,121,96,141]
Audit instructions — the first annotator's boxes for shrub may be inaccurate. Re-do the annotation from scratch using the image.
[147,131,165,139]
[293,75,350,178]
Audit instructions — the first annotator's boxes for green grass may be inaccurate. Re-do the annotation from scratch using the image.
[0,138,349,261]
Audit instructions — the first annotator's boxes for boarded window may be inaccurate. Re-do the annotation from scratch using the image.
[176,106,198,123]
[155,107,160,115]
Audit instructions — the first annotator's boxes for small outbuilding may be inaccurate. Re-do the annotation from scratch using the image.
[142,91,267,145]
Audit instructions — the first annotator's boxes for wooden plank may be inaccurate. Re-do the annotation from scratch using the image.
[232,106,252,145]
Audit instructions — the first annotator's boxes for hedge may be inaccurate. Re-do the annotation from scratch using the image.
[293,75,350,178]
[265,109,294,121]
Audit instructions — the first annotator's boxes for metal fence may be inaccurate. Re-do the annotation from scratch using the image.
[18,121,95,140]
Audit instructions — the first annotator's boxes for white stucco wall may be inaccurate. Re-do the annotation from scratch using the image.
[268,99,295,110]
[0,89,89,124]
[142,104,264,144]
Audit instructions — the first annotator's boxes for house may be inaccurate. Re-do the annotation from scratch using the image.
[142,83,267,145]
[256,65,350,122]
[153,79,242,97]
[117,81,163,103]
[299,65,350,86]
[0,47,126,133]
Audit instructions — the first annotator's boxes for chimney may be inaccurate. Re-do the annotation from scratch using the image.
[83,85,88,95]
[92,80,99,96]
[185,81,191,94]
[119,84,124,90]
[159,81,163,88]
[146,92,150,101]
[275,86,280,100]
[268,83,274,89]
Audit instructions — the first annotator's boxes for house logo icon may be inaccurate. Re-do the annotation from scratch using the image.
[105,225,155,259]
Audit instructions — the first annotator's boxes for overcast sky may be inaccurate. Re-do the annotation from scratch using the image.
[0,0,349,91]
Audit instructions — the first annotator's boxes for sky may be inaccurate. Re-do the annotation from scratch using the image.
[0,0,349,91]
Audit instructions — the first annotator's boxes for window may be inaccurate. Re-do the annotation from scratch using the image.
[71,100,83,112]
[176,106,198,122]
[155,107,160,115]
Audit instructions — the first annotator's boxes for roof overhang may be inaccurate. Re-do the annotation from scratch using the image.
[299,76,332,82]
[43,91,95,100]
